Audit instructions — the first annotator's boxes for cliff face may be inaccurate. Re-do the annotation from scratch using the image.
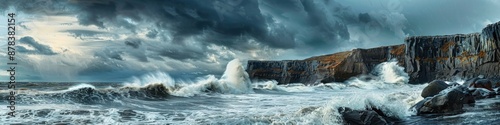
[246,60,320,84]
[246,45,405,84]
[406,22,500,83]
[247,21,500,84]
[308,45,405,83]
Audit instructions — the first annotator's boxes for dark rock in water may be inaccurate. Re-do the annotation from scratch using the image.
[140,83,170,98]
[409,97,432,115]
[121,83,171,99]
[417,86,475,114]
[338,106,401,125]
[494,81,500,88]
[470,79,494,91]
[495,88,500,95]
[338,107,392,125]
[471,88,496,99]
[421,80,449,98]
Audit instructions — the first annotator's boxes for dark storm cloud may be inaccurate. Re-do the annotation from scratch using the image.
[94,48,123,61]
[124,38,142,49]
[6,0,406,58]
[17,36,58,55]
[66,0,298,50]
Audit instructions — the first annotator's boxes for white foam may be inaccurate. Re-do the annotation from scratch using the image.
[344,59,409,89]
[120,59,254,97]
[215,59,253,94]
[123,71,176,88]
[375,60,409,84]
[170,75,217,97]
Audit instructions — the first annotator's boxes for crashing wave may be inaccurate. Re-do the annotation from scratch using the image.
[120,59,254,97]
[344,59,410,89]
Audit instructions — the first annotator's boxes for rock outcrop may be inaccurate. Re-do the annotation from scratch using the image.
[247,21,500,84]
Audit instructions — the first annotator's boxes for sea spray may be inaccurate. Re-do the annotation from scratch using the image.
[374,59,409,84]
[119,59,254,96]
[214,59,253,94]
[345,59,409,89]
[124,71,176,88]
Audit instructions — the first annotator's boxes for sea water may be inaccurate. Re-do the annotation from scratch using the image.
[1,59,499,124]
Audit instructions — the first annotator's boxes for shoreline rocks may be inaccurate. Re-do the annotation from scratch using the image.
[416,85,475,114]
[412,78,499,116]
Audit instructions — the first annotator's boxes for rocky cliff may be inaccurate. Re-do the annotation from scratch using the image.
[405,22,500,83]
[246,45,405,84]
[247,21,500,84]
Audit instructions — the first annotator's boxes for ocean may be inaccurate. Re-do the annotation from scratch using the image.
[1,60,499,124]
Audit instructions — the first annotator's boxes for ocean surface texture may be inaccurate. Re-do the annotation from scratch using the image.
[1,60,499,124]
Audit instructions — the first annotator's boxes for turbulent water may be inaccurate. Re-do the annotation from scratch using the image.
[1,59,499,124]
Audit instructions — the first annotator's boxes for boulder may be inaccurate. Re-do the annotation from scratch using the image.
[338,107,394,125]
[421,80,449,98]
[470,79,494,91]
[417,86,475,114]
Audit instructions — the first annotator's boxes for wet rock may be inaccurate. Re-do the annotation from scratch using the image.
[470,79,494,91]
[338,107,394,125]
[409,97,432,115]
[421,80,449,98]
[417,86,475,114]
[471,88,496,99]
[140,83,170,98]
[495,88,500,95]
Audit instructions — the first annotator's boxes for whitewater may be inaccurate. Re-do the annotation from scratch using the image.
[1,59,497,124]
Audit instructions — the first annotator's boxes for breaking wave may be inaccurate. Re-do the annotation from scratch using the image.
[344,59,410,89]
[122,59,254,97]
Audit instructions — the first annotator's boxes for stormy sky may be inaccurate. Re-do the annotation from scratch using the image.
[0,0,499,82]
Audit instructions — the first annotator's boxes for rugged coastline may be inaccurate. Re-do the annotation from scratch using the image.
[247,21,500,85]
